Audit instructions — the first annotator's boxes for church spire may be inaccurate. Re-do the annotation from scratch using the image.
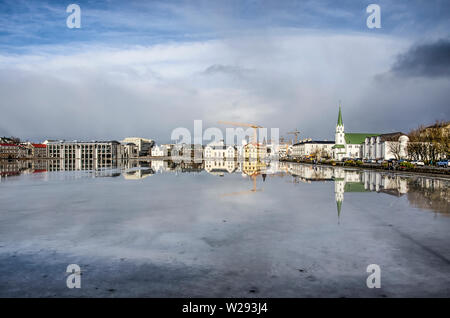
[337,103,343,126]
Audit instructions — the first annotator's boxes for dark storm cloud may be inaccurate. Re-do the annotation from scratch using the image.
[391,39,450,78]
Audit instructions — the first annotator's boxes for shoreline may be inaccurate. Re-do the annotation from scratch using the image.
[280,158,450,179]
[2,157,449,179]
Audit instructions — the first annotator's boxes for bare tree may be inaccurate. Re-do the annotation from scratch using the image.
[387,141,402,160]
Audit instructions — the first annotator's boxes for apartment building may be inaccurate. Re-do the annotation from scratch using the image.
[44,140,125,170]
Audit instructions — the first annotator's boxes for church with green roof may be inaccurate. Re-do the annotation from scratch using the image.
[332,104,379,161]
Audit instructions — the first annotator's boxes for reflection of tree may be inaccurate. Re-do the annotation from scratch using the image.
[407,178,450,215]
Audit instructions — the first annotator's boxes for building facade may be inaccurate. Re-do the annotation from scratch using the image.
[204,140,236,159]
[31,144,47,158]
[121,137,154,156]
[363,133,409,160]
[292,140,334,159]
[45,140,125,164]
[0,143,23,159]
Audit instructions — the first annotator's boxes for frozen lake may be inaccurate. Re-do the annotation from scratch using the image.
[0,160,449,297]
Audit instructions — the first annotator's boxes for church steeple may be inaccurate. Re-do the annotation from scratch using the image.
[337,103,343,126]
[333,103,346,160]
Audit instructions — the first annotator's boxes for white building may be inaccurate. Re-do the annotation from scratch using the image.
[151,145,165,157]
[204,140,236,159]
[151,144,175,157]
[292,140,334,159]
[44,140,125,170]
[363,133,409,160]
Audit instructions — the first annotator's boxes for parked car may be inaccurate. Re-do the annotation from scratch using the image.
[437,160,449,167]
[411,160,425,166]
[376,159,384,164]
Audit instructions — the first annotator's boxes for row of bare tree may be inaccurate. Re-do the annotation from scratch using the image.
[407,121,449,162]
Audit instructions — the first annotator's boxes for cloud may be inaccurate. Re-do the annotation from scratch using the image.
[391,39,450,78]
[0,31,419,143]
[202,64,253,78]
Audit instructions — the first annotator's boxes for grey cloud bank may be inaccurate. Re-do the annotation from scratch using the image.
[391,39,450,78]
[1,32,449,143]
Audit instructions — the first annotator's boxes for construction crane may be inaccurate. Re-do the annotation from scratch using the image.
[217,121,262,145]
[220,174,262,197]
[220,161,266,197]
[287,129,300,144]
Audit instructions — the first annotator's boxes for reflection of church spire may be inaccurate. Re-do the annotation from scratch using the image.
[334,167,345,224]
[336,200,342,224]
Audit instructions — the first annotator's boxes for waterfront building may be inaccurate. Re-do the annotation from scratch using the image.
[44,140,125,170]
[204,140,236,159]
[151,145,165,156]
[242,142,267,160]
[122,143,139,158]
[292,140,334,159]
[30,143,47,158]
[121,137,154,156]
[151,144,175,157]
[363,133,409,160]
[0,143,27,159]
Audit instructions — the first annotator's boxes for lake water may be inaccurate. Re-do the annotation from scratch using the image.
[0,159,449,297]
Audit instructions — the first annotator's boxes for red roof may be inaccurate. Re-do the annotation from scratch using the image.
[0,143,19,147]
[32,144,47,148]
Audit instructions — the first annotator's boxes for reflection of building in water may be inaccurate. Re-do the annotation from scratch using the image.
[407,177,449,215]
[333,168,410,220]
[205,159,237,176]
[286,163,334,182]
[281,162,415,219]
[242,160,267,176]
[46,159,123,171]
[123,168,154,180]
[151,160,167,173]
[0,160,48,180]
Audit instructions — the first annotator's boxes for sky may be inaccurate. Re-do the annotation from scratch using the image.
[0,0,449,143]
